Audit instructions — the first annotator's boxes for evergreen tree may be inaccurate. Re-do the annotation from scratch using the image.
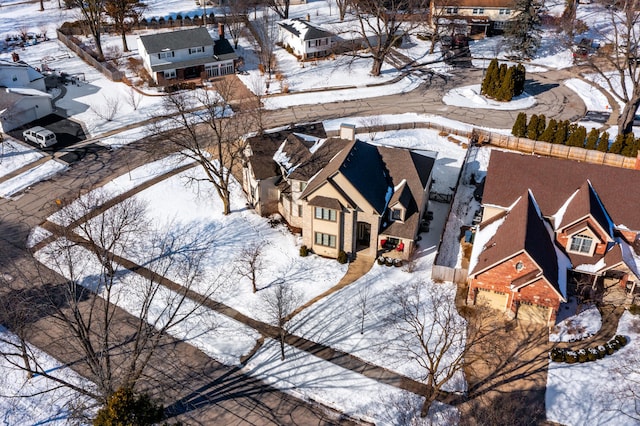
[512,112,528,137]
[585,128,600,150]
[514,64,526,96]
[499,66,516,101]
[527,114,539,140]
[596,131,610,152]
[94,388,164,426]
[609,134,626,154]
[505,0,542,59]
[481,59,499,95]
[539,119,557,142]
[621,133,638,157]
[567,125,587,147]
[537,114,546,138]
[553,120,569,144]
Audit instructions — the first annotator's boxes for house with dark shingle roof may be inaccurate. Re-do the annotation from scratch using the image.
[432,0,517,36]
[277,19,335,59]
[242,124,435,260]
[137,25,237,85]
[468,151,640,325]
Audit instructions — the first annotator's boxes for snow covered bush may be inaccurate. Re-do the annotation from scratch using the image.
[565,351,578,364]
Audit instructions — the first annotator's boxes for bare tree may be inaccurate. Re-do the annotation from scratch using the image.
[0,190,221,407]
[66,0,106,61]
[356,285,371,334]
[252,11,278,79]
[104,0,146,52]
[388,281,494,417]
[237,242,264,293]
[225,0,249,49]
[40,0,45,11]
[588,0,640,135]
[91,94,121,121]
[335,0,350,21]
[158,78,261,215]
[261,283,301,360]
[124,86,143,111]
[350,0,429,76]
[265,0,290,19]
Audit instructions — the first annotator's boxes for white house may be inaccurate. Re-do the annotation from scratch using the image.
[0,87,53,132]
[137,26,237,85]
[278,19,334,60]
[0,60,46,92]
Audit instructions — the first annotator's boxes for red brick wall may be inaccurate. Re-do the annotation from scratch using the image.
[469,252,562,316]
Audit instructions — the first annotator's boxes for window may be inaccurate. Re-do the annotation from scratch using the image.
[499,8,511,14]
[472,8,485,14]
[158,51,174,59]
[315,207,336,221]
[298,204,303,217]
[189,46,204,54]
[315,232,336,248]
[446,7,458,13]
[515,261,524,272]
[163,70,176,79]
[391,208,402,221]
[570,234,593,254]
[299,182,307,191]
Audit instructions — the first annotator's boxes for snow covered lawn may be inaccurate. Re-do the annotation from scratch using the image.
[550,304,602,343]
[0,137,45,179]
[443,84,536,110]
[547,311,640,425]
[0,159,66,198]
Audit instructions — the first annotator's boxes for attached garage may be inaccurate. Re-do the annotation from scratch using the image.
[475,289,508,311]
[517,302,550,324]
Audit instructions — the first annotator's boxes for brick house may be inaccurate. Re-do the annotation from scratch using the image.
[137,26,237,85]
[468,151,640,325]
[242,124,435,260]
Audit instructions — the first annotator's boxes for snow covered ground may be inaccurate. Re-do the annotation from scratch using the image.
[443,84,537,110]
[550,304,602,343]
[547,311,640,426]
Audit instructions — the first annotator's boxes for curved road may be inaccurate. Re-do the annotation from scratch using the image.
[0,67,588,424]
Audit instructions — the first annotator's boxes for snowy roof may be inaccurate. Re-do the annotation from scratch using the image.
[555,180,614,238]
[278,19,333,41]
[483,151,640,232]
[6,87,50,97]
[139,27,214,53]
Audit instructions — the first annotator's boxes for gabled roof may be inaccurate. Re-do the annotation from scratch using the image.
[278,19,333,41]
[471,191,563,296]
[483,151,640,232]
[139,27,214,53]
[288,138,350,181]
[556,180,614,238]
[0,60,44,84]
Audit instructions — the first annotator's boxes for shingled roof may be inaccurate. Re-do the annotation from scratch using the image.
[471,191,564,297]
[278,19,334,41]
[139,27,214,54]
[483,151,640,231]
[555,180,614,238]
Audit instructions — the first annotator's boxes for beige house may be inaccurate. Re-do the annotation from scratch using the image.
[432,0,517,36]
[242,124,435,260]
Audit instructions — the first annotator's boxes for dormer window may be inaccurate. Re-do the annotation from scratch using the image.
[569,234,593,254]
[391,208,403,221]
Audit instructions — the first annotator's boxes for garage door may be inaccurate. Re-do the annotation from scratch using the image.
[476,289,508,311]
[517,303,550,324]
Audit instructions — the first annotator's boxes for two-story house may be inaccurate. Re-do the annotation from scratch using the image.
[432,0,517,36]
[137,25,237,85]
[243,124,435,260]
[0,60,52,132]
[467,150,640,326]
[278,18,334,60]
[0,59,46,92]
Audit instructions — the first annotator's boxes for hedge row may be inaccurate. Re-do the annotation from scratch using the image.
[549,335,629,363]
[481,59,526,102]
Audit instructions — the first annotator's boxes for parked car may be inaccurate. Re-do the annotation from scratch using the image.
[23,126,57,148]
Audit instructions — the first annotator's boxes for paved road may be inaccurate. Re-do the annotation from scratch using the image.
[0,67,588,424]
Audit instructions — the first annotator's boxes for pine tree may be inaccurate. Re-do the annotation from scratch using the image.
[499,66,516,101]
[539,119,557,142]
[527,114,539,140]
[512,112,528,137]
[585,128,600,150]
[567,125,587,147]
[505,0,542,59]
[609,134,626,154]
[482,59,499,95]
[620,133,637,156]
[514,64,526,96]
[537,114,546,138]
[596,131,610,152]
[553,120,568,144]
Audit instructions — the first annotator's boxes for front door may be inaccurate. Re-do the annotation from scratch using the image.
[357,222,371,248]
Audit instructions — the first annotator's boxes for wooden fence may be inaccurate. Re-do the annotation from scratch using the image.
[56,30,123,82]
[432,265,469,285]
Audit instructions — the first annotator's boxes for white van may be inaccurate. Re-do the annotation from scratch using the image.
[23,126,57,148]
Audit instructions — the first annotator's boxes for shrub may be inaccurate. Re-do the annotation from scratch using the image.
[549,347,565,362]
[527,114,539,140]
[299,245,309,257]
[577,349,588,363]
[94,388,164,426]
[539,118,557,142]
[385,257,394,267]
[587,347,598,361]
[614,335,628,347]
[585,128,600,150]
[377,256,385,265]
[393,258,403,267]
[629,305,640,315]
[337,250,348,264]
[596,345,606,358]
[565,351,578,363]
[609,134,626,154]
[605,343,616,355]
[512,112,527,137]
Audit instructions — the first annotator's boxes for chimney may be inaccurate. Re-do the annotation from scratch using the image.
[306,13,311,22]
[339,123,356,142]
[636,150,640,170]
[218,23,225,39]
